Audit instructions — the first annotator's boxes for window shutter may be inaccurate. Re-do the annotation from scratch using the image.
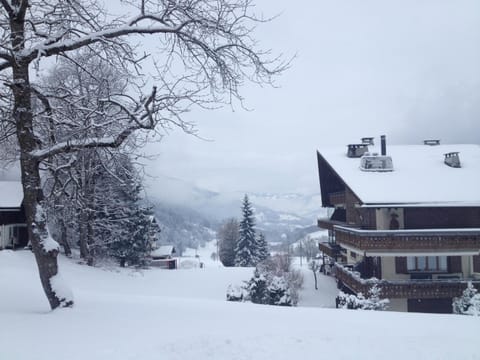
[448,256,462,273]
[395,257,407,274]
[473,255,480,273]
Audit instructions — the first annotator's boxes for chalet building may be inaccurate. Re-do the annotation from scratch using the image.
[150,245,177,269]
[0,181,28,250]
[317,136,480,313]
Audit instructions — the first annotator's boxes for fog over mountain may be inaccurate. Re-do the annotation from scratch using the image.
[146,174,327,249]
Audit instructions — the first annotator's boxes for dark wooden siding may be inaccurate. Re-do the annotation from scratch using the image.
[407,298,453,314]
[317,152,345,207]
[359,207,376,229]
[395,257,408,274]
[0,208,26,225]
[345,188,361,225]
[404,207,480,229]
[474,255,480,273]
[448,256,462,273]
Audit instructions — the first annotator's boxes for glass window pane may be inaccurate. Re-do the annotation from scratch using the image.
[417,256,426,270]
[438,256,447,271]
[427,256,437,270]
[407,257,416,270]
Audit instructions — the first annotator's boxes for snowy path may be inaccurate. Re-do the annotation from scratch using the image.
[297,264,337,308]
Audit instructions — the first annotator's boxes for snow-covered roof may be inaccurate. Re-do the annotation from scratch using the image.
[0,181,24,208]
[318,144,480,205]
[151,245,176,258]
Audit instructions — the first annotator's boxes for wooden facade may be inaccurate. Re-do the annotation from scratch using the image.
[334,226,480,253]
[335,264,480,300]
[316,146,480,313]
[0,205,28,250]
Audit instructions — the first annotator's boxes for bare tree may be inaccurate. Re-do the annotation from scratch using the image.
[0,0,286,309]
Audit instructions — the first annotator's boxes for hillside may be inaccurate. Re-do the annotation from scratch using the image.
[1,250,478,360]
[146,175,327,248]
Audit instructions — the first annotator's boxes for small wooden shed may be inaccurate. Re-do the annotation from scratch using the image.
[150,245,177,269]
[0,181,28,250]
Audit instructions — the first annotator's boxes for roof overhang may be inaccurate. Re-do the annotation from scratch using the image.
[359,202,480,208]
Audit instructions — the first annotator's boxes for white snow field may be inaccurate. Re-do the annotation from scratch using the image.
[1,249,479,360]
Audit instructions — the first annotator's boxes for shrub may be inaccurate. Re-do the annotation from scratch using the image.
[453,282,480,316]
[227,254,303,306]
[337,284,389,311]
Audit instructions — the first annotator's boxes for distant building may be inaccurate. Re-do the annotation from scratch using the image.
[316,136,480,313]
[151,245,177,269]
[0,181,28,250]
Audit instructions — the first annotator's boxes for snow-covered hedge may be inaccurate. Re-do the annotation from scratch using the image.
[336,284,389,311]
[226,254,303,306]
[453,282,480,316]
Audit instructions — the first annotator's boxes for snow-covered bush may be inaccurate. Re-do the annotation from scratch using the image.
[246,254,302,306]
[337,284,389,311]
[227,254,303,306]
[247,269,268,304]
[453,282,480,316]
[266,276,292,306]
[226,284,248,302]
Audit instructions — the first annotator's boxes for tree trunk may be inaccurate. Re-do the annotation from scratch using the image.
[78,209,93,265]
[59,219,72,257]
[11,13,72,310]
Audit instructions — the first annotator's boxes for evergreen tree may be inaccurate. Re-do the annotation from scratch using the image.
[247,268,268,304]
[99,155,157,267]
[218,218,239,267]
[235,195,257,267]
[255,232,270,263]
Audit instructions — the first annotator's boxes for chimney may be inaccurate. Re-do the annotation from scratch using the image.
[380,135,386,156]
[444,152,461,168]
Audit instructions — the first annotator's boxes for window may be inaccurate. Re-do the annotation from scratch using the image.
[407,256,447,272]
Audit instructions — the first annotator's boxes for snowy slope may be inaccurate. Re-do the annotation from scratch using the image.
[1,250,479,360]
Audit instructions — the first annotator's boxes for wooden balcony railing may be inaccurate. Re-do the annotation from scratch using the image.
[334,226,480,252]
[319,242,341,259]
[334,264,480,299]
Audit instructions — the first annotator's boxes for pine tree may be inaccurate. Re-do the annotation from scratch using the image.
[235,195,257,267]
[247,268,268,304]
[255,232,270,263]
[218,218,239,267]
[100,155,157,267]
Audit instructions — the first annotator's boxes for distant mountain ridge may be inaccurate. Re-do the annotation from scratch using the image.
[146,175,327,250]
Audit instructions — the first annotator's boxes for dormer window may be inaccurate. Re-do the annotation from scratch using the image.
[347,144,369,158]
[360,153,394,172]
[424,139,440,146]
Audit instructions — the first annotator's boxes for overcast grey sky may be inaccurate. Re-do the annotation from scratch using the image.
[144,0,480,199]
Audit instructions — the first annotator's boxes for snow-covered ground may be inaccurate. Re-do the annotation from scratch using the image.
[1,249,479,360]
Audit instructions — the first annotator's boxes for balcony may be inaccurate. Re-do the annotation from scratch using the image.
[334,264,480,299]
[334,226,480,253]
[318,242,345,261]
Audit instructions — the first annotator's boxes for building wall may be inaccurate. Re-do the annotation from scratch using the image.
[375,208,404,230]
[388,298,408,312]
[345,188,361,225]
[347,250,363,265]
[462,255,475,277]
[381,256,410,281]
[404,207,480,229]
